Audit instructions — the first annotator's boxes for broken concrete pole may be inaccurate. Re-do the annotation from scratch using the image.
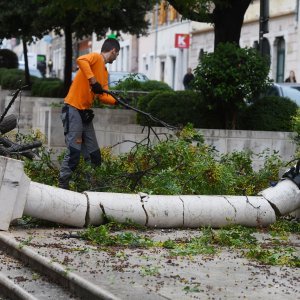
[0,156,299,231]
[85,192,144,226]
[88,193,276,228]
[180,195,275,228]
[0,157,30,230]
[24,182,88,227]
[259,179,300,215]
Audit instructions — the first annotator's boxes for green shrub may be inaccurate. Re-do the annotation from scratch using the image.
[113,77,143,91]
[113,78,172,92]
[140,80,172,91]
[136,91,162,126]
[111,78,171,110]
[21,125,283,196]
[291,108,300,150]
[0,49,18,69]
[0,72,24,89]
[240,96,297,131]
[137,90,222,128]
[0,68,40,89]
[31,78,64,97]
[193,43,271,129]
[0,67,24,79]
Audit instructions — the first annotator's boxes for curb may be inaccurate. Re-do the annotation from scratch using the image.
[0,272,38,300]
[0,233,120,300]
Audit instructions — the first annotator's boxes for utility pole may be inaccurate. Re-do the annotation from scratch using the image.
[154,1,159,79]
[259,0,269,55]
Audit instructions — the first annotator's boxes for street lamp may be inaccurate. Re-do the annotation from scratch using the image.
[259,0,269,55]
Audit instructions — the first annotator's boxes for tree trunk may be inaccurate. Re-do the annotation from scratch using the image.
[213,0,252,49]
[63,25,73,97]
[22,39,31,89]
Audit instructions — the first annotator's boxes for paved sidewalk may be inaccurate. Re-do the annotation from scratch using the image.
[1,227,299,300]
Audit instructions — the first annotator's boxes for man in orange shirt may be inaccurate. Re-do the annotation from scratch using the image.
[59,38,120,190]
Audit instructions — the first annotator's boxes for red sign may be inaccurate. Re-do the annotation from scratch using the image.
[175,34,190,49]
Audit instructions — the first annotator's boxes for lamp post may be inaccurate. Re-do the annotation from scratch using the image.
[259,0,269,55]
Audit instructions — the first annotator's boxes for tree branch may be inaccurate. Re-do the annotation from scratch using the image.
[167,0,214,23]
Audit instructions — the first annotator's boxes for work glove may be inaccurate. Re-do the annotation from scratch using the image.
[90,82,103,94]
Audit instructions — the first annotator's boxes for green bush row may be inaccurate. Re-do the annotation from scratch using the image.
[239,96,298,131]
[24,126,283,195]
[136,90,222,128]
[112,78,172,92]
[1,67,297,131]
[137,91,297,131]
[31,78,64,98]
[0,68,31,89]
[0,68,64,97]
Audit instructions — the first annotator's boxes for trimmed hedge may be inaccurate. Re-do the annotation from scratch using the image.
[240,96,298,131]
[0,68,64,97]
[31,78,64,97]
[137,90,222,128]
[140,80,172,91]
[113,79,172,92]
[137,92,297,131]
[0,68,40,89]
[0,68,29,89]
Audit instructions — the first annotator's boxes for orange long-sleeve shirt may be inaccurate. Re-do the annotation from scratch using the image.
[65,52,116,110]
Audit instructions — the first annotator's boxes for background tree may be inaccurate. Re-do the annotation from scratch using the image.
[193,43,270,129]
[34,0,156,94]
[0,49,18,69]
[167,0,252,48]
[0,0,44,87]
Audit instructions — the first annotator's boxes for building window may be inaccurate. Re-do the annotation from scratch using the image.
[160,61,165,82]
[253,41,259,50]
[143,57,147,73]
[198,49,204,62]
[275,37,285,83]
[261,37,271,67]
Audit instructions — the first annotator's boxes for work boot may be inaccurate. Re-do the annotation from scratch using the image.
[58,178,70,190]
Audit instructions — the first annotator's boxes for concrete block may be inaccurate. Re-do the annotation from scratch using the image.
[12,172,30,221]
[0,157,28,230]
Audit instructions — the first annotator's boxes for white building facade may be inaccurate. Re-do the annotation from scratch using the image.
[188,0,300,84]
[6,0,300,88]
[135,0,300,89]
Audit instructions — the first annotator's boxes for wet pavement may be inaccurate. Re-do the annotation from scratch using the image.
[1,227,299,300]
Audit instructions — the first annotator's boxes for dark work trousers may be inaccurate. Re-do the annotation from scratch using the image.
[59,104,101,189]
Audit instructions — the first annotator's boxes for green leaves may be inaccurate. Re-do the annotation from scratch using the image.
[246,246,300,267]
[21,125,283,196]
[81,225,155,247]
[80,220,300,267]
[193,42,271,128]
[214,225,257,248]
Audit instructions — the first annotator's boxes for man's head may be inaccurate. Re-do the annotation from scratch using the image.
[101,38,120,64]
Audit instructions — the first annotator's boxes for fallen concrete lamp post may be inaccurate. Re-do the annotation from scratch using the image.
[0,156,299,231]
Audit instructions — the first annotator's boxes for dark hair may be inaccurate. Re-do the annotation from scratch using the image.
[101,38,120,53]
